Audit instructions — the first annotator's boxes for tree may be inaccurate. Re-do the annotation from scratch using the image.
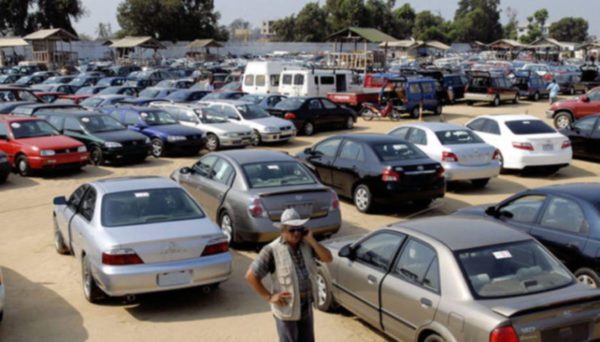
[271,15,296,42]
[503,6,518,40]
[325,0,369,33]
[550,17,589,42]
[294,2,329,42]
[453,0,502,43]
[0,0,84,36]
[364,0,397,36]
[413,11,447,42]
[96,23,113,40]
[34,0,86,36]
[394,3,416,39]
[228,18,251,41]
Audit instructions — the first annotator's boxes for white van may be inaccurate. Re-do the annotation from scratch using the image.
[242,61,288,94]
[278,69,358,97]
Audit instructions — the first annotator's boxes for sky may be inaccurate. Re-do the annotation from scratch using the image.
[74,0,600,38]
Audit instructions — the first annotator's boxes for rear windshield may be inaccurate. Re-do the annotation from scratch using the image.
[457,240,573,299]
[373,142,426,161]
[436,130,484,145]
[242,161,316,188]
[236,104,270,120]
[505,120,555,135]
[101,188,204,227]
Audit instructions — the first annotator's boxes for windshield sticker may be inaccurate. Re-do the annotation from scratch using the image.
[134,192,150,198]
[10,122,20,129]
[493,250,512,259]
[140,112,148,118]
[267,165,280,170]
[81,117,90,123]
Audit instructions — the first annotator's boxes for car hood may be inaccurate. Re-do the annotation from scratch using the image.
[244,116,294,129]
[17,135,83,149]
[92,129,148,143]
[145,124,203,136]
[551,98,580,109]
[453,204,493,217]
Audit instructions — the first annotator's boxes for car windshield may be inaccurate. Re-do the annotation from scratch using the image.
[196,108,228,124]
[166,91,190,101]
[70,78,87,86]
[101,188,204,227]
[436,130,484,145]
[458,240,573,299]
[275,98,304,110]
[80,97,103,107]
[505,120,555,135]
[239,95,263,103]
[243,161,316,188]
[236,104,270,119]
[140,110,178,125]
[139,89,160,98]
[373,142,427,161]
[10,120,60,139]
[80,115,125,133]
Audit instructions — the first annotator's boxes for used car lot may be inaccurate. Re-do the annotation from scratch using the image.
[3,99,600,341]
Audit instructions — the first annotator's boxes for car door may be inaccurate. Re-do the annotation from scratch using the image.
[320,98,345,126]
[530,196,589,270]
[568,116,597,157]
[306,99,326,126]
[335,231,406,329]
[178,155,218,210]
[420,82,437,110]
[580,90,600,116]
[381,238,441,341]
[388,126,412,140]
[0,123,15,164]
[70,187,96,259]
[198,158,236,221]
[56,185,88,249]
[307,138,342,186]
[495,194,548,233]
[332,140,366,197]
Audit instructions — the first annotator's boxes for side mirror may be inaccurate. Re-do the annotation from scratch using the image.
[338,245,354,259]
[303,147,313,155]
[0,134,8,141]
[53,196,67,205]
[180,167,193,175]
[581,95,590,103]
[485,206,498,217]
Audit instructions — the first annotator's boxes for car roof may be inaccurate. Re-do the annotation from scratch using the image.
[113,106,162,112]
[215,149,295,164]
[478,114,540,122]
[536,183,600,203]
[91,176,179,194]
[402,122,465,131]
[38,110,104,117]
[0,115,43,122]
[203,99,251,105]
[13,103,81,110]
[329,133,408,144]
[390,216,531,251]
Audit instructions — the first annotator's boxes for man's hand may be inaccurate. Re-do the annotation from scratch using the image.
[270,291,292,306]
[303,229,333,263]
[304,228,317,245]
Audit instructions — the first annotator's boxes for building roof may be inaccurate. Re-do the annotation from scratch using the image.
[187,39,224,49]
[24,28,79,42]
[327,27,398,43]
[109,36,165,50]
[382,39,449,50]
[0,37,28,48]
[487,39,528,49]
[530,37,578,50]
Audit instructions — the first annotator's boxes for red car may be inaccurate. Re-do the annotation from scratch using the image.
[0,116,89,176]
[546,87,600,128]
[55,94,92,105]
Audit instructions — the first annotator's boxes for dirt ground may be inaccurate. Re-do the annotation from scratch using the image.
[1,97,599,342]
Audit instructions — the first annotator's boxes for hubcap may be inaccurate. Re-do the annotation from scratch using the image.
[220,215,233,243]
[18,160,27,173]
[578,274,597,288]
[152,141,162,156]
[91,149,101,164]
[346,117,353,128]
[251,131,260,145]
[355,188,369,210]
[316,274,328,306]
[305,123,314,135]
[207,136,218,150]
[556,116,570,128]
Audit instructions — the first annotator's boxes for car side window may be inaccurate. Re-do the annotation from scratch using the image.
[482,119,500,135]
[393,239,439,292]
[68,185,88,210]
[211,159,235,185]
[193,156,218,178]
[407,128,427,145]
[588,91,600,101]
[540,197,587,234]
[409,83,421,94]
[79,188,96,221]
[123,112,141,125]
[321,99,338,110]
[389,127,411,139]
[499,195,546,224]
[573,116,597,133]
[308,99,322,110]
[339,140,365,161]
[421,82,434,93]
[313,138,342,158]
[466,119,485,132]
[354,232,406,271]
[64,117,82,132]
[220,106,240,120]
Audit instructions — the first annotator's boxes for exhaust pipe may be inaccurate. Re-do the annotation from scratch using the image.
[201,285,212,294]
[125,295,136,302]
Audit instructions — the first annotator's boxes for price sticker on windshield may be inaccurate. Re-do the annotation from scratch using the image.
[493,250,512,259]
[81,117,90,123]
[140,112,148,118]
[134,192,150,198]
[267,165,280,170]
[10,122,21,129]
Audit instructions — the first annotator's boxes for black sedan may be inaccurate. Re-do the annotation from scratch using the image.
[0,151,9,183]
[454,183,600,288]
[296,134,445,213]
[560,114,600,161]
[269,97,357,136]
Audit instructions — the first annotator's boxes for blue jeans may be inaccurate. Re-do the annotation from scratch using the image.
[274,300,314,342]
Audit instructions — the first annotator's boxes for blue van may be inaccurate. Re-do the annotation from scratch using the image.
[513,70,549,101]
[382,77,442,118]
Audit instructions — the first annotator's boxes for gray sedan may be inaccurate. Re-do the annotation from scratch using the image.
[171,149,341,244]
[52,177,232,303]
[316,216,600,341]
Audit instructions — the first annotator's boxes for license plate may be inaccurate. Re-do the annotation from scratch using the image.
[543,144,554,151]
[291,203,313,216]
[157,270,192,287]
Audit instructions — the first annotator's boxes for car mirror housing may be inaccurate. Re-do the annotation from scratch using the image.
[338,245,354,259]
[485,206,498,217]
[53,196,67,205]
[303,147,313,155]
[581,95,590,103]
[180,167,192,174]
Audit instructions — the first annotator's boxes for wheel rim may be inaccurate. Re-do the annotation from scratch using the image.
[18,159,27,174]
[91,148,102,165]
[304,123,314,135]
[83,260,92,298]
[53,218,61,251]
[412,108,419,118]
[578,274,597,288]
[556,115,570,129]
[207,135,218,151]
[346,117,353,129]
[151,141,162,157]
[570,88,575,95]
[251,131,260,145]
[316,273,328,306]
[220,215,233,243]
[355,187,369,210]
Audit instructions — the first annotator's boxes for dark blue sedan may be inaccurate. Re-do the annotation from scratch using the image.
[165,89,210,103]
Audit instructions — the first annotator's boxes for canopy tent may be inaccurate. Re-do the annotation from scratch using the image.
[109,36,165,65]
[326,27,397,71]
[327,27,398,43]
[186,39,224,61]
[23,28,79,69]
[0,37,28,67]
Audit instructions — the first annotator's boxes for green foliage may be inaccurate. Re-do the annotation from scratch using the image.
[520,8,549,44]
[294,3,329,42]
[272,16,296,42]
[549,17,589,42]
[394,3,416,39]
[502,7,518,40]
[0,0,84,36]
[452,0,502,43]
[325,0,370,33]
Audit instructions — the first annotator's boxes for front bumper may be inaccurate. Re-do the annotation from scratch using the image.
[260,130,297,143]
[464,93,495,103]
[443,161,501,181]
[94,252,232,297]
[219,135,253,147]
[103,145,150,162]
[28,153,89,170]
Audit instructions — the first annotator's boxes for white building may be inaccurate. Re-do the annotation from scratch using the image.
[261,21,276,37]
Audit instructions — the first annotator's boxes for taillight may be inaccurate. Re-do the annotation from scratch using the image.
[284,112,297,120]
[201,241,229,257]
[492,149,501,160]
[490,326,518,342]
[329,191,340,211]
[561,140,571,149]
[442,151,459,162]
[102,249,144,265]
[512,142,534,151]
[465,85,469,92]
[248,197,267,218]
[382,166,400,182]
[528,86,532,93]
[487,87,495,95]
[436,165,445,178]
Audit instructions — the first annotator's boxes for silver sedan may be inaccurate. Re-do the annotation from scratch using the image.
[52,177,232,303]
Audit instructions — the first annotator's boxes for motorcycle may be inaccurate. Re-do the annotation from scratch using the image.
[359,100,401,121]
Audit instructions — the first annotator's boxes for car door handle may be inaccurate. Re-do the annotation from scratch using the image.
[566,243,578,249]
[367,275,377,285]
[420,297,432,308]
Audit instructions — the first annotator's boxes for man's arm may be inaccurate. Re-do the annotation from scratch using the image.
[304,230,333,263]
[245,246,292,306]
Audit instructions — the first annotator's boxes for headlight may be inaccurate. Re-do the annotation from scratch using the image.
[40,150,56,156]
[104,141,122,148]
[145,138,151,144]
[77,146,87,153]
[264,127,279,133]
[167,135,187,142]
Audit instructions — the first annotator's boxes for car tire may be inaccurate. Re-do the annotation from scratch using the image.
[316,267,337,312]
[360,108,375,121]
[219,211,236,245]
[82,254,106,303]
[206,133,220,151]
[150,138,164,158]
[410,106,420,119]
[345,116,354,130]
[575,268,600,288]
[54,216,69,255]
[493,96,501,107]
[533,92,540,101]
[434,104,442,115]
[554,112,573,129]
[389,110,401,121]
[466,101,473,106]
[0,172,8,184]
[16,155,32,177]
[303,121,315,136]
[471,178,490,189]
[424,333,445,342]
[89,146,103,166]
[251,130,261,146]
[353,184,373,213]
[512,94,519,104]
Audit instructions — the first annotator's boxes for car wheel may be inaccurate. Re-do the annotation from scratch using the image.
[345,116,354,130]
[303,121,315,136]
[16,155,32,177]
[82,254,106,303]
[150,138,164,158]
[219,211,236,245]
[466,101,473,106]
[0,172,8,184]
[575,268,600,288]
[471,178,490,189]
[492,96,500,107]
[554,112,573,129]
[54,216,69,255]
[206,133,220,151]
[353,184,373,213]
[533,92,540,101]
[512,94,519,104]
[390,110,401,121]
[360,108,375,121]
[316,268,336,312]
[89,146,103,166]
[434,104,442,115]
[424,334,445,342]
[410,106,420,119]
[251,130,261,146]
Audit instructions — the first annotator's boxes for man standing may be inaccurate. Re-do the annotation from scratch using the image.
[547,79,560,104]
[246,208,333,342]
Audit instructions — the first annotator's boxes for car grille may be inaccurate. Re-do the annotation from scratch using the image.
[55,148,79,154]
[280,126,293,131]
[122,140,147,147]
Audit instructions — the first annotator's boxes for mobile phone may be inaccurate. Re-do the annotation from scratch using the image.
[302,229,308,236]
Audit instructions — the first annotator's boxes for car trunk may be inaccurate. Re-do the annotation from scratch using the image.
[257,186,332,222]
[522,134,567,154]
[468,77,491,94]
[514,77,529,91]
[389,160,441,187]
[445,143,496,166]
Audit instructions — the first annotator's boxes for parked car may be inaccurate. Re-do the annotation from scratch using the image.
[296,134,445,213]
[75,85,107,96]
[512,70,548,101]
[388,122,500,188]
[52,177,232,303]
[239,94,287,109]
[108,106,205,157]
[96,77,130,87]
[0,86,43,103]
[454,183,600,288]
[138,87,178,100]
[31,84,77,95]
[171,150,341,244]
[152,103,252,151]
[268,97,357,136]
[0,116,89,176]
[0,151,9,183]
[555,73,587,95]
[68,76,100,89]
[0,101,37,115]
[156,79,194,89]
[202,100,296,145]
[114,97,168,107]
[54,95,92,105]
[546,87,600,129]
[316,216,600,341]
[14,74,48,87]
[127,69,174,89]
[109,65,141,77]
[165,89,210,103]
[33,111,150,165]
[379,77,443,118]
[0,74,23,85]
[466,114,572,173]
[465,71,519,106]
[42,76,75,85]
[200,91,246,101]
[98,86,138,97]
[80,95,133,109]
[559,114,600,161]
[11,103,82,116]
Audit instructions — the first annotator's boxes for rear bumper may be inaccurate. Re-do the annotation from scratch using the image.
[28,153,89,170]
[504,149,572,169]
[94,252,233,297]
[443,161,501,181]
[464,93,495,102]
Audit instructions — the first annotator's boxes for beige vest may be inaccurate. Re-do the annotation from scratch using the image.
[269,238,319,321]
